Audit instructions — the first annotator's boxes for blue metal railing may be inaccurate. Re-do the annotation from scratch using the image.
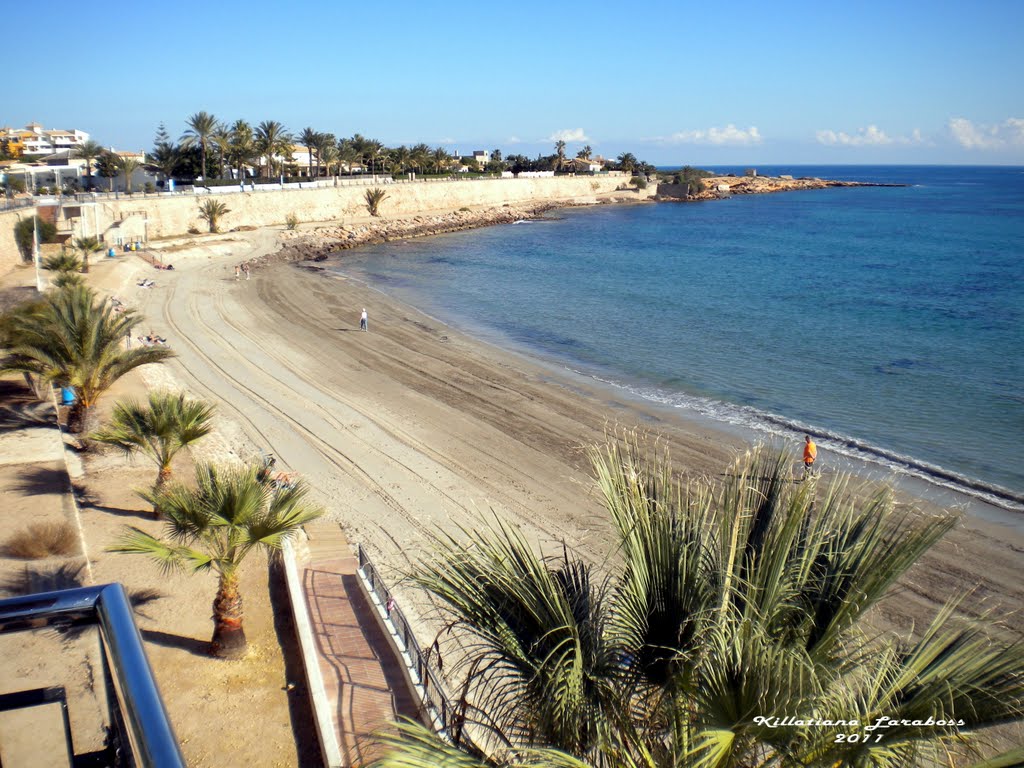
[0,583,185,767]
[356,544,464,744]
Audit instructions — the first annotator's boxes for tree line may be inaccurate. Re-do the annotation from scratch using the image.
[142,112,657,184]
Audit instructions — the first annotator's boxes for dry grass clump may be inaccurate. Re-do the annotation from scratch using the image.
[5,521,79,559]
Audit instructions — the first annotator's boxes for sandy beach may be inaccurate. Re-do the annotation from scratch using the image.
[130,226,1022,646]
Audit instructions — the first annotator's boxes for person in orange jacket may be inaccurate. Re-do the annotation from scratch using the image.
[802,435,818,479]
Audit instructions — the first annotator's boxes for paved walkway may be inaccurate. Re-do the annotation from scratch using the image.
[301,523,420,766]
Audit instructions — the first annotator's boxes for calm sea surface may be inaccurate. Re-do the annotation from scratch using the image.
[327,166,1024,509]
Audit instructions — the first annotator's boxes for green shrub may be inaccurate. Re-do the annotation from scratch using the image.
[629,175,648,190]
[13,216,58,260]
[285,212,300,230]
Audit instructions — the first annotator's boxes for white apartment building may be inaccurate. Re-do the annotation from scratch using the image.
[2,122,90,155]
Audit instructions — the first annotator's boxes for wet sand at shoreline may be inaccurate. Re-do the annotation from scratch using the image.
[138,228,1022,646]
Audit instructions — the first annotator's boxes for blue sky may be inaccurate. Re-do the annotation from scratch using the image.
[4,0,1023,165]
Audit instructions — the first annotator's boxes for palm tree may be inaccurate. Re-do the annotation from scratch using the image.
[228,120,255,182]
[95,150,120,192]
[117,155,141,193]
[577,145,592,160]
[391,145,412,176]
[211,125,232,180]
[616,152,638,174]
[73,235,104,274]
[431,146,451,175]
[410,143,431,176]
[255,120,292,179]
[365,188,388,217]
[312,132,335,178]
[318,143,340,179]
[42,252,83,273]
[376,441,1024,768]
[299,127,318,178]
[554,140,566,172]
[181,111,218,180]
[109,463,323,657]
[92,391,215,507]
[337,138,361,175]
[198,199,230,233]
[0,285,173,433]
[74,140,104,190]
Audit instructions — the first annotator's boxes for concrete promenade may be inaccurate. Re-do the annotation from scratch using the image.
[300,523,420,766]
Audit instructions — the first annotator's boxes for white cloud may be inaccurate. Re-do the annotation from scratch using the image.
[949,117,1024,149]
[662,124,762,146]
[816,125,927,147]
[438,137,456,145]
[548,128,589,143]
[506,136,522,144]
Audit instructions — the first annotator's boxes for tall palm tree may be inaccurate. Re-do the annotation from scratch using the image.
[110,463,323,657]
[211,124,232,180]
[117,155,141,193]
[554,140,566,172]
[312,132,335,178]
[577,145,592,160]
[318,143,340,179]
[376,442,1024,768]
[74,140,104,190]
[0,285,173,433]
[299,127,318,178]
[228,120,255,181]
[181,111,218,180]
[391,145,412,175]
[73,235,104,273]
[431,146,451,175]
[337,138,361,175]
[255,120,292,179]
[92,391,215,503]
[410,143,431,176]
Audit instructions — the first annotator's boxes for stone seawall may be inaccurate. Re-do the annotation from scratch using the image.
[1,175,639,277]
[0,209,28,275]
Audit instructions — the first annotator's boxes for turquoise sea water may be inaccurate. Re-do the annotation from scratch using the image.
[328,166,1024,509]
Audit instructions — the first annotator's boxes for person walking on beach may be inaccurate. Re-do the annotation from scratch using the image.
[802,435,818,480]
[234,264,240,280]
[243,263,251,280]
[360,308,368,332]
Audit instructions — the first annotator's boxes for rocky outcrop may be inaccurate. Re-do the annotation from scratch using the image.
[658,175,905,202]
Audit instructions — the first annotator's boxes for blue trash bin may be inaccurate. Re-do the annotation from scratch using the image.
[61,387,76,405]
[108,247,116,258]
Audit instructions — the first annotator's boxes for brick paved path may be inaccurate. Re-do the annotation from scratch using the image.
[302,524,420,766]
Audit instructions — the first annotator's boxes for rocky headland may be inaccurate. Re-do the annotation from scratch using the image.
[661,174,906,201]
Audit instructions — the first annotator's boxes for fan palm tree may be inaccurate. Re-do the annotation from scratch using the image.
[198,199,230,233]
[616,153,638,174]
[73,235,104,274]
[92,391,215,504]
[391,145,412,176]
[117,155,141,193]
[109,463,323,657]
[0,285,173,433]
[74,140,104,190]
[377,441,1024,768]
[338,138,361,175]
[255,120,292,179]
[181,111,218,180]
[577,145,592,160]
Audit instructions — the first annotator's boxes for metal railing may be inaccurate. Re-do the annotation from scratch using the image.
[0,583,185,767]
[356,544,465,744]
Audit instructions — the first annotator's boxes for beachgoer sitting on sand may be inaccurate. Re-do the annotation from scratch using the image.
[271,470,298,490]
[137,279,155,288]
